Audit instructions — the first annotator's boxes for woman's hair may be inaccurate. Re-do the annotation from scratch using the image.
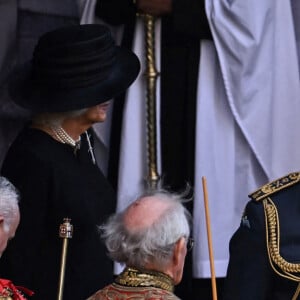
[0,177,19,233]
[99,188,192,269]
[32,108,88,127]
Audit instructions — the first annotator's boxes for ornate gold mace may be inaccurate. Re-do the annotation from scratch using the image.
[57,218,73,300]
[141,13,160,189]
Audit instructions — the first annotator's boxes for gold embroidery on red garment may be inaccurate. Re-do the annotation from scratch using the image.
[115,267,174,292]
[0,279,34,300]
[86,267,180,300]
[88,284,180,300]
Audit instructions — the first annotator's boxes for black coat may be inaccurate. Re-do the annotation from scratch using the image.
[0,127,116,300]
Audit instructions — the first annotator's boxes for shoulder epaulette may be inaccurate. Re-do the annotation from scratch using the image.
[249,172,300,201]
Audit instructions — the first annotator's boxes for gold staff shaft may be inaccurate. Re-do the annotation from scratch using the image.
[57,239,69,300]
[57,218,73,300]
[143,14,160,189]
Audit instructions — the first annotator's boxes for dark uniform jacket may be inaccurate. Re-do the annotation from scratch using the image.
[224,172,300,300]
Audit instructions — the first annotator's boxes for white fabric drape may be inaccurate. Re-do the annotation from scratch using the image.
[193,0,300,278]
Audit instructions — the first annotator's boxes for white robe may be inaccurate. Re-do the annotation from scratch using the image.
[193,0,300,278]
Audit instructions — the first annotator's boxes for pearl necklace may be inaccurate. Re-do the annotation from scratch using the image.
[51,126,96,164]
[51,126,81,149]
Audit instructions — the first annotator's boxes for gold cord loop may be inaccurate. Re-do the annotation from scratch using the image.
[264,198,300,282]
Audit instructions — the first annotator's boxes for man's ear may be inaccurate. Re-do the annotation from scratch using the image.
[172,236,186,266]
[0,216,4,228]
[172,237,187,285]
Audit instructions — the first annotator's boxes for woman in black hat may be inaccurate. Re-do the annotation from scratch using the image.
[0,24,140,300]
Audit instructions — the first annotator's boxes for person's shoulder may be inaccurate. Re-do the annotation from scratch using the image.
[144,288,181,300]
[0,278,34,299]
[248,171,300,201]
[85,284,113,300]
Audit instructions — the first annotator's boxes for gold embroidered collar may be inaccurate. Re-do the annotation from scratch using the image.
[115,267,175,292]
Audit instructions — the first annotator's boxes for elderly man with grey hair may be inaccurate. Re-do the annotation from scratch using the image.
[0,176,20,258]
[87,189,193,300]
[0,176,33,299]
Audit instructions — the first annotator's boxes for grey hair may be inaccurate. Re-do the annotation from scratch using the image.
[32,108,88,127]
[0,177,19,233]
[100,189,192,270]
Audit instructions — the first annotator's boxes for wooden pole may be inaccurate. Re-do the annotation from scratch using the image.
[202,176,218,300]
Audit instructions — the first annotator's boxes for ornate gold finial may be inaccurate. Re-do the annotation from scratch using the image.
[59,218,73,239]
[57,218,73,300]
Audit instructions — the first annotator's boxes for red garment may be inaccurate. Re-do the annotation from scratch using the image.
[87,283,180,300]
[0,278,34,299]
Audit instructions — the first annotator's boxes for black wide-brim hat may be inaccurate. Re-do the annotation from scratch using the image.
[9,24,140,113]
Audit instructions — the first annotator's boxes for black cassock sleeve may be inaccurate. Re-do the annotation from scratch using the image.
[95,0,211,39]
